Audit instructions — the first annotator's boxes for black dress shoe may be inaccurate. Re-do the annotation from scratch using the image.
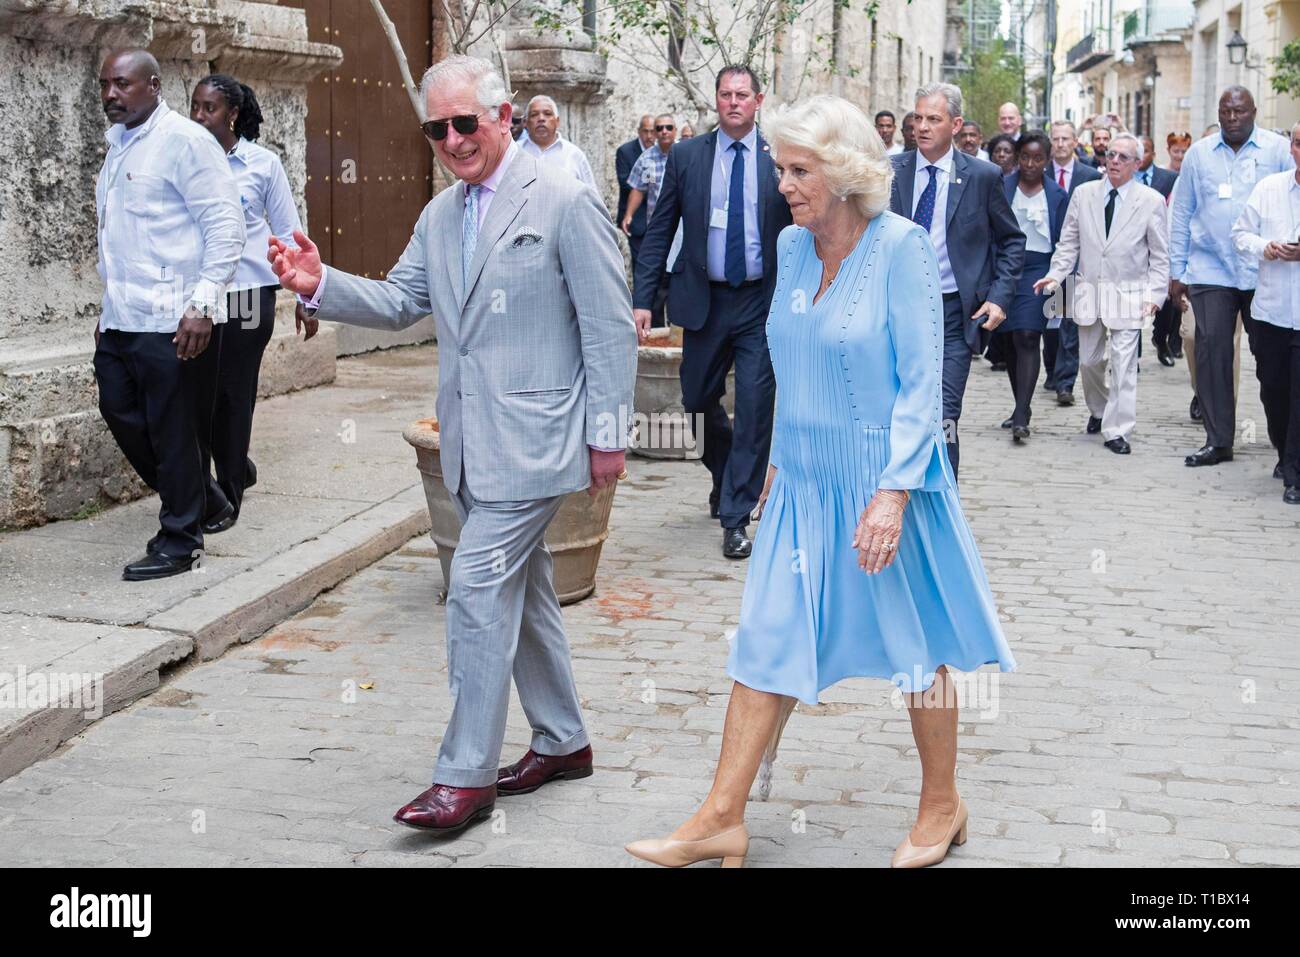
[1056,391,1075,406]
[1170,339,1184,359]
[202,503,236,535]
[1185,445,1233,467]
[1011,425,1029,442]
[990,361,1008,372]
[1285,486,1300,505]
[1086,416,1102,434]
[1000,417,1014,429]
[708,488,721,520]
[1274,462,1284,480]
[123,552,196,581]
[245,458,258,490]
[722,526,752,559]
[1156,344,1175,366]
[1104,437,1131,454]
[1189,396,1202,421]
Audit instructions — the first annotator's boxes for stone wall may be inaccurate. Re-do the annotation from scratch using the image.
[0,0,340,529]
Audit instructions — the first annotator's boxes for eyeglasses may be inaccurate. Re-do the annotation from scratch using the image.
[655,124,674,132]
[1104,149,1137,163]
[421,112,487,141]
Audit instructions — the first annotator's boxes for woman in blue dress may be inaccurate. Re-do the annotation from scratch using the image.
[626,95,1017,869]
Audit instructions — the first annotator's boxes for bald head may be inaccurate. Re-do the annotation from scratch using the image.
[1218,85,1256,148]
[99,48,161,128]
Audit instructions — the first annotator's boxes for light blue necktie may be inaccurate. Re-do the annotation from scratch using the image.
[462,184,482,287]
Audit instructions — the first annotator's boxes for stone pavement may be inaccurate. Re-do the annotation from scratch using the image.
[0,346,439,779]
[0,343,1297,867]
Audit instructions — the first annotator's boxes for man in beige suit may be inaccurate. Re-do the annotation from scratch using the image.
[1036,132,1169,453]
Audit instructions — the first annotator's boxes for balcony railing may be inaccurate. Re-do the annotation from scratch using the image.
[1066,32,1113,72]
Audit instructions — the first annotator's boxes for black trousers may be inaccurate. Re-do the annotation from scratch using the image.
[202,285,278,519]
[1250,319,1300,486]
[1152,299,1181,352]
[1189,285,1255,448]
[681,281,775,529]
[1004,329,1042,428]
[94,328,217,559]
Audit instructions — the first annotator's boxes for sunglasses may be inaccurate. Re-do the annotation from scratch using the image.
[1104,150,1137,162]
[421,112,486,141]
[655,124,674,132]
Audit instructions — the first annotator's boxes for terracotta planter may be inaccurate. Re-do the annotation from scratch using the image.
[632,325,734,459]
[402,418,616,605]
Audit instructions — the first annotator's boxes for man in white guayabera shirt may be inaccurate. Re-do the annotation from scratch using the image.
[93,49,245,581]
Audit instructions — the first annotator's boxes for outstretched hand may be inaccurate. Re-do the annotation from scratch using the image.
[268,230,323,298]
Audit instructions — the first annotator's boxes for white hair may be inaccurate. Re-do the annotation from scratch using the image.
[915,82,963,120]
[419,55,511,121]
[764,94,894,219]
[1050,120,1077,138]
[1111,132,1143,162]
[527,94,559,116]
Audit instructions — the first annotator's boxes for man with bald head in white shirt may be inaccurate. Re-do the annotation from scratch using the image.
[93,49,245,581]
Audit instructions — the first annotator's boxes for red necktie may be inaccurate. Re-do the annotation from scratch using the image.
[1058,166,1066,189]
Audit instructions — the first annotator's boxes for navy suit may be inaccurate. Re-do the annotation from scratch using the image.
[889,149,1025,477]
[1043,160,1103,393]
[616,137,649,262]
[1141,164,1178,199]
[1140,165,1182,354]
[634,127,792,529]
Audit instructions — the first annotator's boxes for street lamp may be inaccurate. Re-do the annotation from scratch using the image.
[1227,30,1248,66]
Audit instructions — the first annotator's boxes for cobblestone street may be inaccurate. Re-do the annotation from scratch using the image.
[2,347,1297,868]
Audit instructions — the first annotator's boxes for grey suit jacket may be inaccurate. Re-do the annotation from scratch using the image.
[313,150,638,501]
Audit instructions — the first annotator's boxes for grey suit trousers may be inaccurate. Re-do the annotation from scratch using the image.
[433,470,590,788]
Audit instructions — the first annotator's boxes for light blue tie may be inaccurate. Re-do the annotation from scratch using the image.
[462,184,482,288]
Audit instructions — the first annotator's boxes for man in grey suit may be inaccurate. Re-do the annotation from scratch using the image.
[270,55,637,835]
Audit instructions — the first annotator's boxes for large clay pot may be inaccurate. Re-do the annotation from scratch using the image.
[632,325,734,459]
[402,418,616,605]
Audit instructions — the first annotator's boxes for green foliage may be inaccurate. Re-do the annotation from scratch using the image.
[1271,38,1300,98]
[960,37,1025,136]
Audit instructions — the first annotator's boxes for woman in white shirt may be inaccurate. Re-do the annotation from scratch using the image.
[998,131,1070,441]
[190,75,309,531]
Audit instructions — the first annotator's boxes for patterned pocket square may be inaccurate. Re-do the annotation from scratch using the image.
[509,227,544,248]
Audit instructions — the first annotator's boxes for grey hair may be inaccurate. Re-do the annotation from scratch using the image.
[1050,120,1077,137]
[527,94,559,116]
[419,55,511,120]
[915,82,963,120]
[1112,132,1143,162]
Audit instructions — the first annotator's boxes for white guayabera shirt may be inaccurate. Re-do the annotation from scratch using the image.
[95,99,245,333]
[1232,169,1300,331]
[226,137,303,291]
[519,132,597,190]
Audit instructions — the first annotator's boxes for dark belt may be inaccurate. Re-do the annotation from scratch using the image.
[710,278,763,289]
[942,292,962,303]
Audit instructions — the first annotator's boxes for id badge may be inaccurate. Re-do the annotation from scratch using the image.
[710,207,728,229]
[1218,183,1233,200]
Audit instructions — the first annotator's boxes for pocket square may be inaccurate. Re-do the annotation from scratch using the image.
[509,227,544,248]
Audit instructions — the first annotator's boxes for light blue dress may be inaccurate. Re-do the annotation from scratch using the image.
[726,212,1017,703]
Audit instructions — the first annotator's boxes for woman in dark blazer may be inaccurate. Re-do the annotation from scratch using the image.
[998,131,1069,441]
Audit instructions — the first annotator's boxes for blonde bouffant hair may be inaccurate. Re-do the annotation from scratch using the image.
[763,94,894,219]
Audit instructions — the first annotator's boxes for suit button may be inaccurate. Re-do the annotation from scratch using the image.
[459,348,469,356]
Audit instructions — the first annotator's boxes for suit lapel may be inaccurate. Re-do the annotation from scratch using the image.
[945,150,969,229]
[898,150,917,213]
[1102,184,1137,248]
[461,154,532,310]
[443,185,466,311]
[756,130,773,245]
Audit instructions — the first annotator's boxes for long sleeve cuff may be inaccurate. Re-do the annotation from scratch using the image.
[297,265,330,313]
[189,278,229,324]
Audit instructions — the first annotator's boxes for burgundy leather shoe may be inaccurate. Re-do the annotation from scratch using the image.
[497,746,594,796]
[392,783,496,833]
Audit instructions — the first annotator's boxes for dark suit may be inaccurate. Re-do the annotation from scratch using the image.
[634,127,792,528]
[1140,165,1182,354]
[889,148,1025,477]
[616,137,649,263]
[1043,159,1103,393]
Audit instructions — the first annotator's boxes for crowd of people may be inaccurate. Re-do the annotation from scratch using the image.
[89,46,1298,865]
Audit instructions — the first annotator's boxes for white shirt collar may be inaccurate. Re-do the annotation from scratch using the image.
[718,125,759,154]
[528,131,566,154]
[105,98,169,148]
[918,145,955,174]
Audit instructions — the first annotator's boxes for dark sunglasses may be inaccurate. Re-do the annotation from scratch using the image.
[655,124,675,132]
[421,113,484,140]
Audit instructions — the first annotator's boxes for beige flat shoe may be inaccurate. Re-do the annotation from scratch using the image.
[625,823,749,868]
[890,798,968,868]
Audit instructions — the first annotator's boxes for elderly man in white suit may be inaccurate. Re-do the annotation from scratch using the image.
[1036,132,1169,454]
[270,55,637,835]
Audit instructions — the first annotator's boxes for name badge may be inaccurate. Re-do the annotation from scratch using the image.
[710,207,728,229]
[1218,183,1233,200]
